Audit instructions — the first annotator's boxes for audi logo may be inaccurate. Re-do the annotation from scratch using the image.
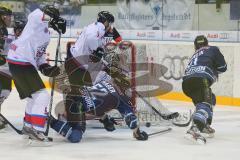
[160,56,189,80]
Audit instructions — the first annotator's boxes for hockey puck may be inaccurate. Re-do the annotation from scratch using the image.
[146,122,151,127]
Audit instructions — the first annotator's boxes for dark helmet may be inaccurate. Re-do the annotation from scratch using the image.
[194,35,208,50]
[97,11,114,23]
[0,5,12,15]
[41,5,59,20]
[14,20,26,34]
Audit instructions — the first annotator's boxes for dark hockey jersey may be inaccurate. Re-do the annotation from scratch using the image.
[80,80,134,117]
[0,25,8,52]
[183,46,227,85]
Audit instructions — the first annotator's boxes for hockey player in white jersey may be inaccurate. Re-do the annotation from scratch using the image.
[64,11,122,134]
[0,19,26,130]
[0,5,13,130]
[7,5,66,142]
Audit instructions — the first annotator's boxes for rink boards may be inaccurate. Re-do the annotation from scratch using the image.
[45,39,240,106]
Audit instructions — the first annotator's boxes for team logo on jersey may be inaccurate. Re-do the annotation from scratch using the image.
[9,44,17,51]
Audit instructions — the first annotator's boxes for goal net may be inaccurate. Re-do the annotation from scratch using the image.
[52,40,177,127]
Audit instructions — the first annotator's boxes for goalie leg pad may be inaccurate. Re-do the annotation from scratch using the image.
[193,103,213,131]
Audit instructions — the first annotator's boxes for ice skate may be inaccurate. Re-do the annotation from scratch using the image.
[184,125,206,145]
[22,126,52,146]
[201,125,215,138]
[0,116,7,132]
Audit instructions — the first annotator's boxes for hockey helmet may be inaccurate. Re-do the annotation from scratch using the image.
[42,5,59,20]
[97,11,114,24]
[0,5,12,15]
[194,35,208,50]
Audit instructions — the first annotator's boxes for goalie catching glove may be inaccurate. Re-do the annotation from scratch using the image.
[39,63,60,77]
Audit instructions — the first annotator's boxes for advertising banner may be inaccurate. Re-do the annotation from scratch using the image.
[116,0,194,30]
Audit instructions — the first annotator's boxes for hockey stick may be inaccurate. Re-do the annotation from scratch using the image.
[0,113,23,135]
[135,92,179,120]
[45,33,62,136]
[136,92,192,127]
[148,127,172,137]
[171,110,192,127]
[47,59,64,63]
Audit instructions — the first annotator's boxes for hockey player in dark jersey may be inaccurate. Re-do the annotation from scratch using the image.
[50,71,148,143]
[182,35,227,144]
[0,5,12,129]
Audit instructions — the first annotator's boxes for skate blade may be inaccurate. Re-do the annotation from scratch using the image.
[184,133,206,145]
[201,133,214,138]
[27,138,53,147]
[22,134,29,140]
[0,124,8,133]
[0,128,7,133]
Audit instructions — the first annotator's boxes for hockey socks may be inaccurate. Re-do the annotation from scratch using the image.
[193,103,213,131]
[50,117,83,143]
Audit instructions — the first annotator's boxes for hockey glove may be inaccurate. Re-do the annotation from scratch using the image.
[0,54,6,66]
[39,63,60,77]
[49,17,66,34]
[112,27,122,43]
[99,115,118,132]
[90,47,105,63]
[133,127,148,141]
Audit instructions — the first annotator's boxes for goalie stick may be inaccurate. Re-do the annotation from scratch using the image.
[135,92,179,120]
[135,92,191,127]
[172,110,192,127]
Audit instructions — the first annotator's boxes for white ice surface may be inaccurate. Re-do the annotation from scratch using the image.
[0,89,240,160]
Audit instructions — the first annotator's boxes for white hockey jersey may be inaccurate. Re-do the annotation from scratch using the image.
[70,22,107,83]
[7,9,50,69]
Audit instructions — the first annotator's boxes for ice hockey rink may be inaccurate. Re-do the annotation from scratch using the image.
[0,89,239,160]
